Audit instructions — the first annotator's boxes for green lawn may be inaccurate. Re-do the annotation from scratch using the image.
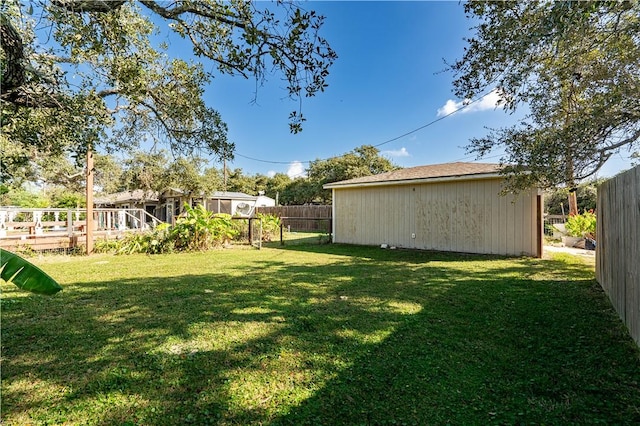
[1,244,639,425]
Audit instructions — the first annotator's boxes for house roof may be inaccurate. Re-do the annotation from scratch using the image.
[96,189,275,204]
[210,191,257,200]
[323,162,503,189]
[94,190,159,204]
[160,189,258,200]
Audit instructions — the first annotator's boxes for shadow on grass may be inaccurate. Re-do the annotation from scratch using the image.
[1,246,639,425]
[277,242,596,281]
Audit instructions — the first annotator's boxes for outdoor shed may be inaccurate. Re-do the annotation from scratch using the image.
[324,162,542,257]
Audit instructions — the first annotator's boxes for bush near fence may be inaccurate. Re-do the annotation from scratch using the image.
[256,205,332,232]
[596,165,640,347]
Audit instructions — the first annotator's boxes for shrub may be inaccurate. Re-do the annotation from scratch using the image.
[96,205,244,255]
[257,213,281,242]
[209,213,240,245]
[117,223,174,254]
[565,210,596,238]
[93,238,120,254]
[230,218,249,242]
[170,204,238,251]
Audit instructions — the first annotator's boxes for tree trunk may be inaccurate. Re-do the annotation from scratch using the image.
[0,15,26,93]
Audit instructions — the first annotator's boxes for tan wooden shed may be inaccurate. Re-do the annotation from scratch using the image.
[324,162,543,257]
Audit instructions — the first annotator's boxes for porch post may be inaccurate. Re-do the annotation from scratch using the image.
[86,147,94,254]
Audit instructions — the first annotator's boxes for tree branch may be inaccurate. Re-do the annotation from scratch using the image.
[138,1,247,30]
[0,87,65,109]
[599,128,640,154]
[97,88,122,98]
[51,1,127,13]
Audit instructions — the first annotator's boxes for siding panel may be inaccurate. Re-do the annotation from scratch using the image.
[332,177,538,256]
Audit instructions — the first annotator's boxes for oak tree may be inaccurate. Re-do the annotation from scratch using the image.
[451,1,639,213]
[306,145,399,203]
[1,0,336,180]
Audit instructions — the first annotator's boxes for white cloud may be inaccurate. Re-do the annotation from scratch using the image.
[437,99,463,116]
[436,88,505,117]
[382,147,410,157]
[267,170,276,178]
[287,161,306,178]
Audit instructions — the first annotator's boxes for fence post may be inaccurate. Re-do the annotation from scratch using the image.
[280,222,284,246]
[67,209,73,237]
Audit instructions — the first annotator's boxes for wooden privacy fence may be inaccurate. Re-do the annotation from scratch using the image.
[256,205,332,232]
[596,165,640,346]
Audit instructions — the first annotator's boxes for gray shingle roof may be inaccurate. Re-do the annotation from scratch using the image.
[210,191,257,200]
[95,189,264,204]
[94,189,159,204]
[324,162,503,188]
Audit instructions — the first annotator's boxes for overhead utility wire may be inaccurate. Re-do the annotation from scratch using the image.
[234,153,295,164]
[234,90,495,166]
[371,98,481,149]
[284,150,506,180]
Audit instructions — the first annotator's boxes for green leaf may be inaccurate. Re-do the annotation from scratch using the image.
[0,249,63,295]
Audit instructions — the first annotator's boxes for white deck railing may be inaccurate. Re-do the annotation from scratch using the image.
[0,207,164,239]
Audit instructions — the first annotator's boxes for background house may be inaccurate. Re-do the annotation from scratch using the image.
[324,162,542,257]
[96,189,275,224]
[159,189,275,222]
[94,190,159,212]
[94,190,160,227]
[205,191,275,217]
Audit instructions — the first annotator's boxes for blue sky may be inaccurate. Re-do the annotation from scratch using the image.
[167,1,635,180]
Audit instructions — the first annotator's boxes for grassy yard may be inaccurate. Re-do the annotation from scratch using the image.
[1,243,639,425]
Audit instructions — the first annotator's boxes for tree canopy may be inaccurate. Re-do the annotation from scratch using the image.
[306,145,400,203]
[544,182,598,216]
[1,0,337,184]
[2,145,401,208]
[451,1,639,198]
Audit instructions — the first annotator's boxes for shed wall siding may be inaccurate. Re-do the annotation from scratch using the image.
[333,178,538,256]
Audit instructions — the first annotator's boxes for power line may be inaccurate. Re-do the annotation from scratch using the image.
[372,98,483,149]
[233,89,496,167]
[452,152,504,163]
[234,153,298,165]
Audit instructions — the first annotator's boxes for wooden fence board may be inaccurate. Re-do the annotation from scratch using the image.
[256,205,332,232]
[597,165,640,346]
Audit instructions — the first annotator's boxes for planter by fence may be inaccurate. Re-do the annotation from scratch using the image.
[561,236,583,248]
[596,165,640,346]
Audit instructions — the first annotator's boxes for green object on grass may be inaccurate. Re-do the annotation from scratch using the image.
[0,248,62,295]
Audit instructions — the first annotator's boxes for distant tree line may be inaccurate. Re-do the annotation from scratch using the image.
[544,180,599,216]
[0,145,398,208]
